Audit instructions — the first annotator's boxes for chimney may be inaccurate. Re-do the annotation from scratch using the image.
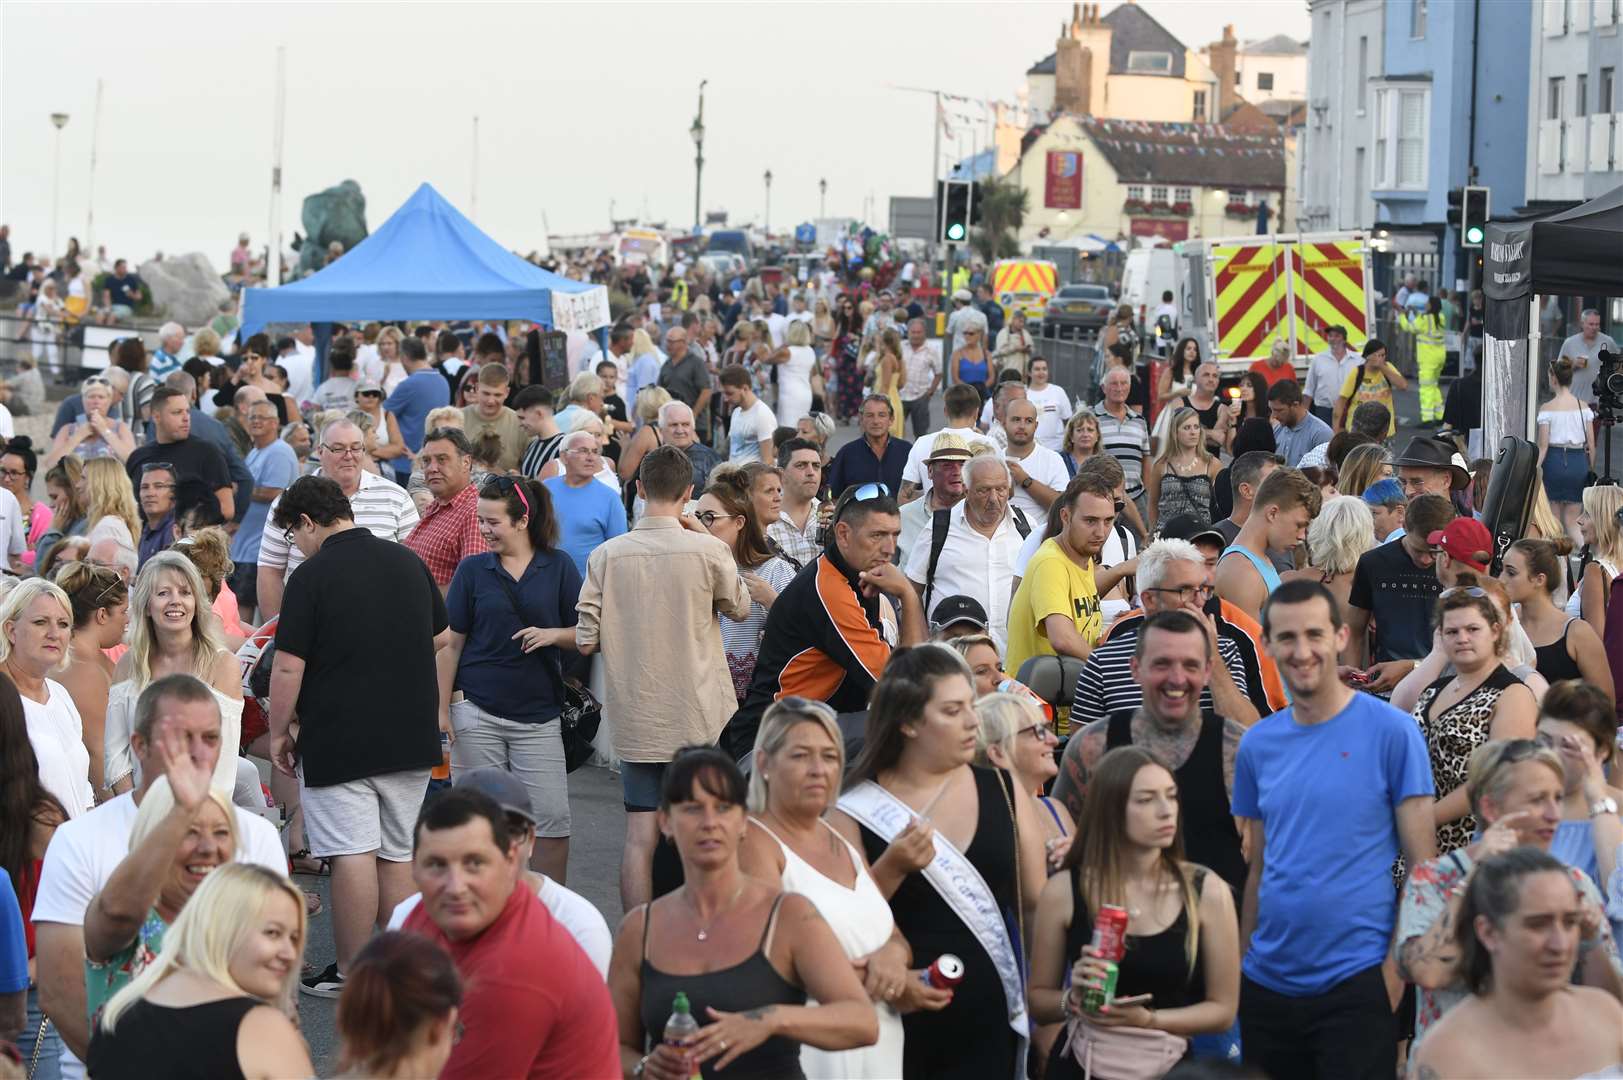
[1208,24,1239,119]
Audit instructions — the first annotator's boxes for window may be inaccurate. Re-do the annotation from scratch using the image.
[1150,186,1169,203]
[1193,90,1207,120]
[1258,72,1275,92]
[1127,51,1172,73]
[1371,85,1431,190]
[1127,185,1146,201]
[1228,189,1250,204]
[1578,74,1588,116]
[1174,186,1193,203]
[1411,0,1428,38]
[1357,37,1369,112]
[1549,76,1565,120]
[1235,70,1242,86]
[1602,68,1616,114]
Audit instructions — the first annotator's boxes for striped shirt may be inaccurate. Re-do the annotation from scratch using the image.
[1096,406,1149,497]
[519,432,566,479]
[1071,626,1249,728]
[257,468,421,581]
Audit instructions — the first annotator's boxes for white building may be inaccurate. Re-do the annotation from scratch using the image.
[1300,0,1387,232]
[1235,35,1310,107]
[1526,0,1623,203]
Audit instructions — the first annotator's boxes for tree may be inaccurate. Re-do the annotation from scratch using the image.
[969,182,1029,262]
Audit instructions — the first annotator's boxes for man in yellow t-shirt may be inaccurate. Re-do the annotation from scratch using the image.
[1006,473,1121,678]
[1333,340,1407,435]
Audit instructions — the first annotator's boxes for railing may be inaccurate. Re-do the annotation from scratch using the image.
[0,311,157,383]
[1034,336,1100,404]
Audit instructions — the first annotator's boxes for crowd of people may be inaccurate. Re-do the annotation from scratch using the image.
[1,221,1622,1080]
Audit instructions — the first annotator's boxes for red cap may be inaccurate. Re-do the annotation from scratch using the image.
[1427,518,1493,572]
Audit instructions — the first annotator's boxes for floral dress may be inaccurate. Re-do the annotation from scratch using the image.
[835,333,865,420]
[85,908,167,1024]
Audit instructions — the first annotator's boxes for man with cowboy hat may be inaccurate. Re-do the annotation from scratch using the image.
[1391,435,1471,502]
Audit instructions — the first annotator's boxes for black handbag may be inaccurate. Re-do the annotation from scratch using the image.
[491,562,602,773]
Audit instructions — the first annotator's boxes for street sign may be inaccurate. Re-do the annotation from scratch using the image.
[889,196,937,241]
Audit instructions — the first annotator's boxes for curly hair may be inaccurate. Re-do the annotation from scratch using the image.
[174,527,234,602]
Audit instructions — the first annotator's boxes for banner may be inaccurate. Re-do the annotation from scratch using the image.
[549,284,612,333]
[1045,151,1083,210]
[1129,217,1188,242]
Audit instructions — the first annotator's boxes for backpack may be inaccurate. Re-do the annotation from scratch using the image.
[923,505,1031,617]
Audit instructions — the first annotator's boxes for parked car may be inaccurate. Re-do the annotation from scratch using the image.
[1042,283,1117,338]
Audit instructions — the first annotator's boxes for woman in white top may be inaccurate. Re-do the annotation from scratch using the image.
[375,326,410,393]
[26,279,67,369]
[0,578,94,817]
[104,552,243,800]
[1572,483,1623,633]
[765,320,818,427]
[352,382,407,473]
[1537,357,1594,548]
[738,698,908,1080]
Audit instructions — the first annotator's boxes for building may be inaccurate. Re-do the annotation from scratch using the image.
[1525,0,1623,205]
[1235,35,1311,108]
[1026,3,1222,125]
[1013,114,1288,249]
[1301,0,1532,291]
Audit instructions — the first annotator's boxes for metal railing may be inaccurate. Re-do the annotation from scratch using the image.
[1034,336,1100,404]
[0,312,157,383]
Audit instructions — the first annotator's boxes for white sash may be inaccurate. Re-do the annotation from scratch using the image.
[838,779,1029,1079]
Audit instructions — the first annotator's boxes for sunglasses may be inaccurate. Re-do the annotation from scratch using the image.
[832,481,891,523]
[1440,585,1489,600]
[489,474,530,516]
[139,461,176,476]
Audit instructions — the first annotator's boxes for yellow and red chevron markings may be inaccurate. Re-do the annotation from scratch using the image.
[1213,240,1368,362]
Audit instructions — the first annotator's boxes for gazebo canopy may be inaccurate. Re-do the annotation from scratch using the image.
[241,183,609,336]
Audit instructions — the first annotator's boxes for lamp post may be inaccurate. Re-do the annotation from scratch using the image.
[689,80,707,232]
[819,177,827,219]
[763,169,773,235]
[49,112,69,259]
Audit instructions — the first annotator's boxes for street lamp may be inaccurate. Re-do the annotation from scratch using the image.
[689,80,707,232]
[819,177,827,219]
[49,112,69,259]
[763,169,773,235]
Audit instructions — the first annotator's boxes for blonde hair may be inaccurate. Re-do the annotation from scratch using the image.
[1584,484,1623,567]
[635,385,673,425]
[1307,496,1376,576]
[1155,406,1213,466]
[127,775,238,860]
[1337,443,1390,498]
[128,552,227,689]
[786,320,812,348]
[84,456,141,542]
[747,698,844,813]
[0,578,73,670]
[973,691,1044,769]
[631,328,656,358]
[192,327,222,358]
[99,863,305,1033]
[424,405,463,431]
[1268,340,1291,366]
[1528,482,1564,548]
[173,527,234,601]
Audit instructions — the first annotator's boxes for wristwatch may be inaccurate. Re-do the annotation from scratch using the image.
[1021,476,1033,490]
[1589,795,1619,818]
[632,1054,650,1077]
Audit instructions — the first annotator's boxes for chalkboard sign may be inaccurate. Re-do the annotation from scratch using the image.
[521,329,571,395]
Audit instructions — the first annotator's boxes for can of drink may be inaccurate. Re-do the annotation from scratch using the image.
[922,953,965,989]
[1091,904,1129,962]
[1082,959,1119,1014]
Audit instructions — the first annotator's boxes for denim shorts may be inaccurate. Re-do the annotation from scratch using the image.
[620,761,669,813]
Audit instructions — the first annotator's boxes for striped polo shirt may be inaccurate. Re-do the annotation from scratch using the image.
[257,468,421,581]
[1096,405,1149,497]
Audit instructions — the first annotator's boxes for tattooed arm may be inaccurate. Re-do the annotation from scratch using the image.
[1395,860,1467,989]
[1049,720,1108,825]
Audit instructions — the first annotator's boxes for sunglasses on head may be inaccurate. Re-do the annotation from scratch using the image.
[832,482,890,524]
[488,474,530,516]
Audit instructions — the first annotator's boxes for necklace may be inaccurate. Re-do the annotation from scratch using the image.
[687,882,746,942]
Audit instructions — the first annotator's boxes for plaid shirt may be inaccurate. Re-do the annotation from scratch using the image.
[404,482,488,585]
[767,500,821,567]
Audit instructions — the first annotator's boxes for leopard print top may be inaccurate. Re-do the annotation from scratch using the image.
[1412,665,1524,856]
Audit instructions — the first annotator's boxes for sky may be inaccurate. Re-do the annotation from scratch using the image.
[2,1,1310,269]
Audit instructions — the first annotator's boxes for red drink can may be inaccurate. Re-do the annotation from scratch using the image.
[1091,905,1129,963]
[923,953,965,989]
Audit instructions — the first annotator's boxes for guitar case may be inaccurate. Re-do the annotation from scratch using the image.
[1479,436,1539,574]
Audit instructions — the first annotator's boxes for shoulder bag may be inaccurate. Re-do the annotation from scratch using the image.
[491,558,602,772]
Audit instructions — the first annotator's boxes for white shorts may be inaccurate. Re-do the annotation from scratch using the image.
[299,766,432,862]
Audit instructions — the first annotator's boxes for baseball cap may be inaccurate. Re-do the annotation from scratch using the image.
[1158,512,1226,549]
[355,379,383,396]
[453,767,536,826]
[930,594,989,634]
[1362,478,1405,507]
[925,432,975,464]
[953,288,973,302]
[1427,518,1493,573]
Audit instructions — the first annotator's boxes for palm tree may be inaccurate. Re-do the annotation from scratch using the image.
[969,182,1029,262]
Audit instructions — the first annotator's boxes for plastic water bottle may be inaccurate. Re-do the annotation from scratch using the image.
[663,991,701,1080]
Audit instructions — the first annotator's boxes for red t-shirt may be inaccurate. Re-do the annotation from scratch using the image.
[404,881,620,1079]
[1248,358,1299,388]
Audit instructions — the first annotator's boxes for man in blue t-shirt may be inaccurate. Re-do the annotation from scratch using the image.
[1234,579,1436,1080]
[230,399,301,622]
[543,430,627,577]
[384,335,450,484]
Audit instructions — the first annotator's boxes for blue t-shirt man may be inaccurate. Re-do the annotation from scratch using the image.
[543,476,627,578]
[384,369,450,482]
[231,439,300,565]
[1232,691,1434,996]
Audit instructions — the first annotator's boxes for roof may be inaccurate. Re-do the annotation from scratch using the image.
[950,148,1000,182]
[1242,34,1307,56]
[1026,3,1192,79]
[1070,115,1286,190]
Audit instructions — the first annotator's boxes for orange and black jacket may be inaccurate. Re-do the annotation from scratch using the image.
[724,545,891,759]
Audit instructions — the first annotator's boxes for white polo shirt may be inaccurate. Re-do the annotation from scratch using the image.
[903,501,1025,651]
[257,468,420,580]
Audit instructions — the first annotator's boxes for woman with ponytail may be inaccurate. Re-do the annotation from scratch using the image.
[334,932,461,1079]
[435,475,581,883]
[1501,537,1615,699]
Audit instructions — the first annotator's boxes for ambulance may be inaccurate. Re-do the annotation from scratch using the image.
[991,258,1059,329]
[1177,232,1375,376]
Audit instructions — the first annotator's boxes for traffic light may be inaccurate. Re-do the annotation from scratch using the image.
[938,179,972,243]
[1446,187,1465,231]
[1462,185,1490,248]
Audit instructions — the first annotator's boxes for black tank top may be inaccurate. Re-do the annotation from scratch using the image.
[86,996,258,1080]
[1106,710,1247,894]
[639,893,807,1080]
[1533,618,1584,683]
[1061,864,1206,1009]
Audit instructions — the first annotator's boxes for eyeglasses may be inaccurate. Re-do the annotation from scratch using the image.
[322,443,366,457]
[1144,583,1212,603]
[694,510,738,528]
[1014,721,1053,743]
[0,468,27,479]
[832,481,891,523]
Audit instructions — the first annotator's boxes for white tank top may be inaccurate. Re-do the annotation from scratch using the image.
[1566,557,1619,619]
[748,817,894,961]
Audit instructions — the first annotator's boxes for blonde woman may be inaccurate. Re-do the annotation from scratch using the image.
[616,385,674,487]
[374,325,410,393]
[81,456,141,555]
[1572,483,1623,634]
[192,327,224,365]
[976,690,1072,866]
[872,329,905,438]
[1281,495,1375,624]
[174,527,247,652]
[1061,409,1103,478]
[85,863,313,1080]
[812,297,838,358]
[1144,406,1219,531]
[770,319,818,426]
[104,552,244,800]
[1525,482,1572,607]
[0,577,95,818]
[54,561,130,798]
[1336,442,1392,498]
[43,374,136,468]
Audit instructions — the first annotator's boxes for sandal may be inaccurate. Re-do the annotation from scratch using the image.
[303,889,323,918]
[289,849,330,877]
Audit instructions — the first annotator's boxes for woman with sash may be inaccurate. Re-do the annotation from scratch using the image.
[832,645,1048,1080]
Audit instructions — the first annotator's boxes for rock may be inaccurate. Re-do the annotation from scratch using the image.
[298,180,369,275]
[138,253,232,328]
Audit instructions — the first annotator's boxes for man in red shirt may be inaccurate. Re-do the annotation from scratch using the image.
[404,426,488,589]
[403,788,619,1079]
[1248,340,1300,388]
